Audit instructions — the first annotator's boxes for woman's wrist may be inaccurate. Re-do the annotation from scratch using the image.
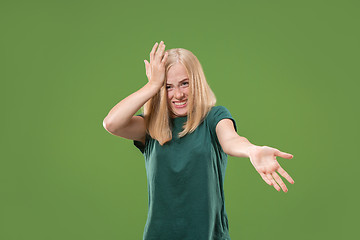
[146,81,162,92]
[247,145,263,158]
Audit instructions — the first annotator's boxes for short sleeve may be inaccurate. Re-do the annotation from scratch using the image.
[208,106,237,133]
[133,114,147,154]
[207,106,237,152]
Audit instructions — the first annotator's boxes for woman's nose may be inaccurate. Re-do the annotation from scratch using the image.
[174,87,184,99]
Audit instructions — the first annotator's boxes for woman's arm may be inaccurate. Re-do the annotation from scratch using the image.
[103,82,160,130]
[216,119,295,192]
[103,41,168,142]
[215,119,254,158]
[103,82,160,142]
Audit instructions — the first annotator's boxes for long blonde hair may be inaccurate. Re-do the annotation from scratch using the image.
[143,48,216,145]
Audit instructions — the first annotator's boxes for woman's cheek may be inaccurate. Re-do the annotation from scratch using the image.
[167,92,173,101]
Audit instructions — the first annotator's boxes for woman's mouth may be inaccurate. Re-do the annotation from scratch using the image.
[173,100,187,108]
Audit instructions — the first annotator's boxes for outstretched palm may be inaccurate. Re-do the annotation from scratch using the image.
[248,146,294,192]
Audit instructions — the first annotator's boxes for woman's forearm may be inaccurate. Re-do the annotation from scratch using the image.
[103,82,161,129]
[226,136,259,158]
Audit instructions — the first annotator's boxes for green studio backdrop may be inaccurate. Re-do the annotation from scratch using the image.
[1,0,359,239]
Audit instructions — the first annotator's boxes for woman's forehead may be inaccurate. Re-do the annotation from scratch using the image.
[167,63,189,83]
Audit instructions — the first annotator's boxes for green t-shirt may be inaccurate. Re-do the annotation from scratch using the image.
[134,106,237,240]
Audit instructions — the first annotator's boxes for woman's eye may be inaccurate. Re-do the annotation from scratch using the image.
[182,82,189,86]
[166,86,172,90]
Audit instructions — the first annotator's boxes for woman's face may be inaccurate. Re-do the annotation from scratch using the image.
[166,63,190,118]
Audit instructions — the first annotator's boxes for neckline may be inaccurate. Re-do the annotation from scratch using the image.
[171,115,187,120]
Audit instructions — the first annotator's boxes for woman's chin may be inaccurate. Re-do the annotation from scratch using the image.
[170,108,187,118]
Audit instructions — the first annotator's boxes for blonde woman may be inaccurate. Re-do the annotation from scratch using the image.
[103,41,295,240]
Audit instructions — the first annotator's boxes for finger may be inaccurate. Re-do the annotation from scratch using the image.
[144,60,150,79]
[275,149,294,159]
[260,172,272,185]
[155,41,165,61]
[271,172,288,192]
[266,173,280,191]
[277,166,295,184]
[150,42,158,63]
[161,51,168,65]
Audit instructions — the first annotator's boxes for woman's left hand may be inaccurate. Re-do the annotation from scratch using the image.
[248,146,295,192]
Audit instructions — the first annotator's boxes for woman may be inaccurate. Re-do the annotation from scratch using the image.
[103,41,295,240]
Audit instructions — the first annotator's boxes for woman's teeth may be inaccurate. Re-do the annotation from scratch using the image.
[174,100,187,106]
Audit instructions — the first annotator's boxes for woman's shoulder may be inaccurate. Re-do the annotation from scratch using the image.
[207,105,231,118]
[205,105,237,132]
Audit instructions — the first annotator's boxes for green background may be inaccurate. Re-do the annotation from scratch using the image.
[1,0,359,239]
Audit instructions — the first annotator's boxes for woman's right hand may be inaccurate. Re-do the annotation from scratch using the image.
[144,41,168,88]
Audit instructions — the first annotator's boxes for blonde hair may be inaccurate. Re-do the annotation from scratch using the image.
[143,48,216,145]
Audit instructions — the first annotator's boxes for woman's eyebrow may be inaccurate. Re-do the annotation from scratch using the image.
[166,78,189,85]
[179,78,189,82]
